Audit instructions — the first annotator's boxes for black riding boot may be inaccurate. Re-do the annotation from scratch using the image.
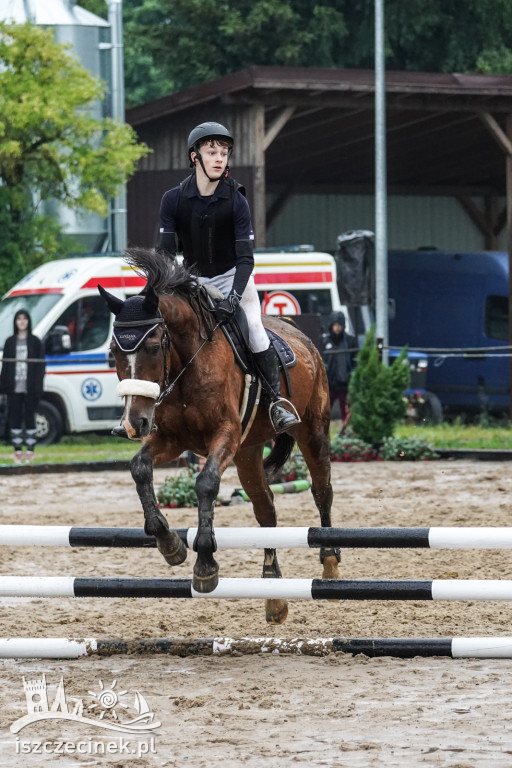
[253,346,301,434]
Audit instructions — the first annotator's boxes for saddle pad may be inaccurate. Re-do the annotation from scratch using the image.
[221,322,297,374]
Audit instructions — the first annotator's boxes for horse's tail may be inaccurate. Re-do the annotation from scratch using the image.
[263,434,295,482]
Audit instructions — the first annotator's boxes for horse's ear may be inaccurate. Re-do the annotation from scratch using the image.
[98,283,124,316]
[141,285,159,315]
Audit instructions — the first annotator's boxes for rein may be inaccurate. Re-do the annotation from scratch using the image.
[155,287,221,407]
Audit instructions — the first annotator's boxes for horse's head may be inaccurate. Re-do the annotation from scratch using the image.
[99,283,168,440]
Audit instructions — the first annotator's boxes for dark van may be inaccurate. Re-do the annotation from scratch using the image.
[388,249,509,416]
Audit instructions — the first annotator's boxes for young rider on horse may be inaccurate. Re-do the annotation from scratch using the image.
[157,121,300,434]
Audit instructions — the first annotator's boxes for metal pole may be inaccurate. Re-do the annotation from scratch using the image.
[507,115,512,420]
[375,0,388,364]
[107,0,127,252]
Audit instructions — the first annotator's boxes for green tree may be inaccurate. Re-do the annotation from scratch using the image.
[348,326,410,446]
[81,0,512,107]
[0,21,148,294]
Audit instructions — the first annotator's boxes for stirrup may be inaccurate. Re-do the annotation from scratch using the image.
[269,398,301,434]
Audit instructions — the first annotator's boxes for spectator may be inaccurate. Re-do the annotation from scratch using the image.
[322,312,358,429]
[0,309,46,463]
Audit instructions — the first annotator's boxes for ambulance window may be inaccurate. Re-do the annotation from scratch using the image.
[485,295,508,341]
[78,297,111,350]
[50,297,111,351]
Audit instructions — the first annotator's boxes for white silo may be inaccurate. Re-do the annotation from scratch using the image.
[2,0,126,251]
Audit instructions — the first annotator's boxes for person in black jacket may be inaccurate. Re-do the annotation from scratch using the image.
[322,312,358,428]
[0,309,46,463]
[157,121,299,434]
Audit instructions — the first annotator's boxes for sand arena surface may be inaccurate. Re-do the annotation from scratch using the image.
[0,460,512,765]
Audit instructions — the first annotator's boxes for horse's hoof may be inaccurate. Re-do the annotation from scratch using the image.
[157,531,187,566]
[322,556,341,580]
[265,598,288,625]
[192,569,219,594]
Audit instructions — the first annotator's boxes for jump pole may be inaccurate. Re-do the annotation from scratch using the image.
[4,577,512,600]
[3,525,512,549]
[1,636,512,659]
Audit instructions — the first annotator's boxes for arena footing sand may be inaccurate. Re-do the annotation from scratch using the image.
[1,460,512,765]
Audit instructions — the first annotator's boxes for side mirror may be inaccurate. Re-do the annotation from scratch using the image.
[46,325,72,355]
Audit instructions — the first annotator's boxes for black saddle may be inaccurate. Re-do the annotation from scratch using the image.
[202,286,296,383]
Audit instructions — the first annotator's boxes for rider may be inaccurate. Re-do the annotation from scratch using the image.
[157,121,300,434]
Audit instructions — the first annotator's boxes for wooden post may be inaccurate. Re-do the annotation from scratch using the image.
[253,105,266,248]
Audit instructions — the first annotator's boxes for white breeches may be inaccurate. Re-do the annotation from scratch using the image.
[198,268,270,353]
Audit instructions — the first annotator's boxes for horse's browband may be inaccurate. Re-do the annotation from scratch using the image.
[113,317,164,327]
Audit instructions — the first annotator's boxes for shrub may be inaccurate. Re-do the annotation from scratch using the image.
[157,469,199,508]
[330,433,380,462]
[378,436,439,461]
[273,452,309,482]
[348,326,411,446]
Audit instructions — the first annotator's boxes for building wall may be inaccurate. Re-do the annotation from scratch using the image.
[265,193,507,253]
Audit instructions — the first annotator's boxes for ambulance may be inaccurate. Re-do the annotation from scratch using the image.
[0,248,347,443]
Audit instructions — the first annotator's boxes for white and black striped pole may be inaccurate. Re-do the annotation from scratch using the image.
[3,525,512,549]
[3,577,512,600]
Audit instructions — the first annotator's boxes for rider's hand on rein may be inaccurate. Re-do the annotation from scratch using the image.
[214,291,241,324]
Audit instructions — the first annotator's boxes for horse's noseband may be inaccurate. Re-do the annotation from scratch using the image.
[113,312,171,401]
[114,289,220,407]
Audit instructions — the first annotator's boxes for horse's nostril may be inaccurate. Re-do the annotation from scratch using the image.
[139,417,150,435]
[112,425,129,439]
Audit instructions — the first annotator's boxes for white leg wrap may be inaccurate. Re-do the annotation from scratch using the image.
[116,379,160,399]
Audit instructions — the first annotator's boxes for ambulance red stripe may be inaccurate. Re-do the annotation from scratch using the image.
[254,271,333,285]
[81,276,146,289]
[8,288,63,296]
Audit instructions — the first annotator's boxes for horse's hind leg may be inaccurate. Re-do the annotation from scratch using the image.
[236,445,288,625]
[131,443,187,566]
[297,421,341,579]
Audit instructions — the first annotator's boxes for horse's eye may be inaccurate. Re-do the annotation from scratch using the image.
[147,344,160,356]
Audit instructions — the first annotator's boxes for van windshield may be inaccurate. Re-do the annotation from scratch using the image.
[0,294,62,350]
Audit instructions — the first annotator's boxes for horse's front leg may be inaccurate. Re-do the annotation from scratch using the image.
[192,431,238,593]
[130,442,187,566]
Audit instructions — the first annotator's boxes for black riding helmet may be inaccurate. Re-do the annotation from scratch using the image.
[187,122,234,180]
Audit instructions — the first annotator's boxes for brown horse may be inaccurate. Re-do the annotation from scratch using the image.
[99,248,339,624]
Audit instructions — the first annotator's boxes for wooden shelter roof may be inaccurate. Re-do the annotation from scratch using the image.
[127,66,512,197]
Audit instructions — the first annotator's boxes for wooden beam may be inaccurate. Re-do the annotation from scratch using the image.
[494,206,507,236]
[456,196,487,230]
[253,104,266,247]
[479,112,512,157]
[485,196,500,249]
[263,106,296,151]
[456,195,492,243]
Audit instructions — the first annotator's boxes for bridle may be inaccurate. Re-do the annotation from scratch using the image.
[155,287,221,406]
[115,286,221,406]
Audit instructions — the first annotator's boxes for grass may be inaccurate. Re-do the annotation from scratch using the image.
[395,421,512,450]
[2,419,512,466]
[0,433,139,466]
[330,419,512,450]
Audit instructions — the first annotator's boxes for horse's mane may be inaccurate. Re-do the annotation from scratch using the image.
[124,247,200,298]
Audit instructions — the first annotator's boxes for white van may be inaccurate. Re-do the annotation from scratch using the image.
[0,249,345,442]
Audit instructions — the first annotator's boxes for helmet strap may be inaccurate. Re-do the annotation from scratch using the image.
[191,145,233,182]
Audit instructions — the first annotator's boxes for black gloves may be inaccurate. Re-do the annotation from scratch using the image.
[214,291,242,323]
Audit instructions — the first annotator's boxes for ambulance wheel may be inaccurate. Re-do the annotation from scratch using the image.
[35,401,63,445]
[416,392,443,425]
